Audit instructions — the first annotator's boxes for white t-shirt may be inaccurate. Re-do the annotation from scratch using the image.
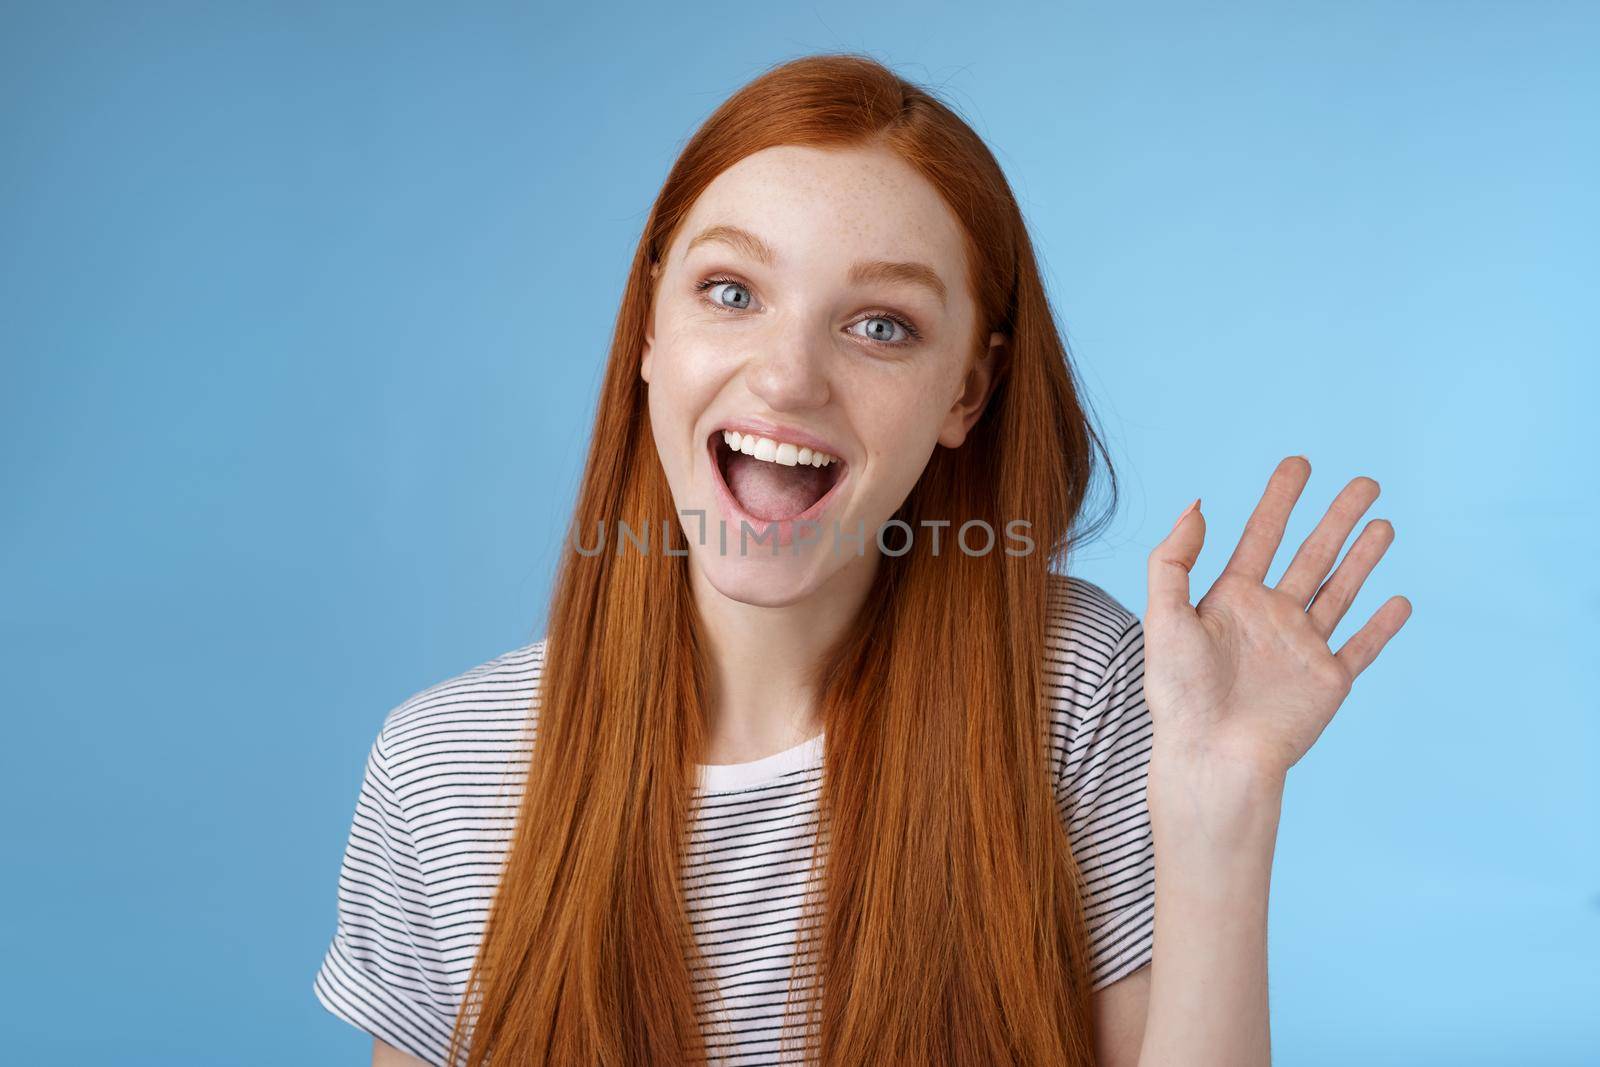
[314,573,1156,1065]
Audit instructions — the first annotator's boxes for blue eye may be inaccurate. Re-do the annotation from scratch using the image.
[692,274,923,348]
[696,277,753,310]
[853,315,911,345]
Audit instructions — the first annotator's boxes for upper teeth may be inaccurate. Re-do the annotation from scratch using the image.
[722,430,838,468]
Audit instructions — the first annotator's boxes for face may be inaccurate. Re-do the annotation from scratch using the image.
[641,141,1001,607]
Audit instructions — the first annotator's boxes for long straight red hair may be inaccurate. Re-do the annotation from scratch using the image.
[447,52,1120,1066]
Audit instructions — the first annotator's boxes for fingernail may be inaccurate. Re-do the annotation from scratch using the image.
[1169,497,1200,534]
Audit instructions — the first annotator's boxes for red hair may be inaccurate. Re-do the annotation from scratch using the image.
[449,52,1120,1065]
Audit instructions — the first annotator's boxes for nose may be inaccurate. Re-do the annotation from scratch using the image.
[745,333,831,411]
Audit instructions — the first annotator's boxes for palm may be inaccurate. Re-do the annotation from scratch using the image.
[1143,457,1412,779]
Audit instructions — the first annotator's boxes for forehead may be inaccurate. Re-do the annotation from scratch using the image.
[672,143,970,283]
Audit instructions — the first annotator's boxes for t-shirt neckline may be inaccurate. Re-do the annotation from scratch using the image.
[695,730,825,793]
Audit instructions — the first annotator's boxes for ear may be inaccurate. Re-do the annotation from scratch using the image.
[936,331,1005,448]
[641,259,662,384]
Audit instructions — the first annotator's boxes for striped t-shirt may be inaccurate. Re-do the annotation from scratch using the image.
[313,573,1156,1065]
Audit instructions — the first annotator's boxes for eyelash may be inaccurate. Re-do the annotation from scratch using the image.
[692,275,924,347]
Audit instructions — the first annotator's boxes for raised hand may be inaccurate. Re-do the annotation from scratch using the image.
[1143,455,1412,781]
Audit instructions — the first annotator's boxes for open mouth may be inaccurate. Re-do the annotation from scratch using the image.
[708,429,847,523]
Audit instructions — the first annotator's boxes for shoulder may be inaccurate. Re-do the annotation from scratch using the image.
[1041,575,1156,988]
[1042,573,1146,783]
[373,637,545,814]
[1043,571,1141,691]
[316,639,545,1055]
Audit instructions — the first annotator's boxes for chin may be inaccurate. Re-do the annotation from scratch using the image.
[688,537,841,607]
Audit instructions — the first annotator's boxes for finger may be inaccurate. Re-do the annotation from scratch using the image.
[1221,455,1312,585]
[1148,497,1205,615]
[1334,594,1413,679]
[1307,518,1396,638]
[1276,475,1382,607]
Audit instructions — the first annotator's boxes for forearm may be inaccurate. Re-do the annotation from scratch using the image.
[1136,748,1284,1067]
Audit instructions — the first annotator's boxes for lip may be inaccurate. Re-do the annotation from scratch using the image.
[712,416,846,463]
[704,432,851,550]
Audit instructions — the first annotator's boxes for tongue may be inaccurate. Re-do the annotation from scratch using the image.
[726,452,832,520]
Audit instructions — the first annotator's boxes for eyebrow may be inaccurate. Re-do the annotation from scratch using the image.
[684,224,947,308]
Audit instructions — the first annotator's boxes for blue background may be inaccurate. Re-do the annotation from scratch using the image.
[3,2,1595,1063]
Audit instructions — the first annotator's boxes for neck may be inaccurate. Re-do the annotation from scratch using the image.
[688,553,878,764]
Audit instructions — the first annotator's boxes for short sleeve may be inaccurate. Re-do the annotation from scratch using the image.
[1054,617,1156,990]
[313,724,458,1064]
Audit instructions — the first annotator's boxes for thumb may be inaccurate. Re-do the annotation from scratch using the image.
[1148,497,1204,614]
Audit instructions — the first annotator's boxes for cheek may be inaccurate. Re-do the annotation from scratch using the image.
[651,313,747,393]
[646,335,725,415]
[643,329,742,478]
[847,375,957,485]
[847,356,961,441]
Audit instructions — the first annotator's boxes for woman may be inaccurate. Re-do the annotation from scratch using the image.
[314,53,1410,1066]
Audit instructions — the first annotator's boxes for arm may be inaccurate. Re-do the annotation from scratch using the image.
[1106,456,1410,1066]
[313,719,458,1065]
[1137,752,1280,1065]
[1092,964,1150,1065]
[1092,759,1281,1067]
[373,1040,432,1067]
